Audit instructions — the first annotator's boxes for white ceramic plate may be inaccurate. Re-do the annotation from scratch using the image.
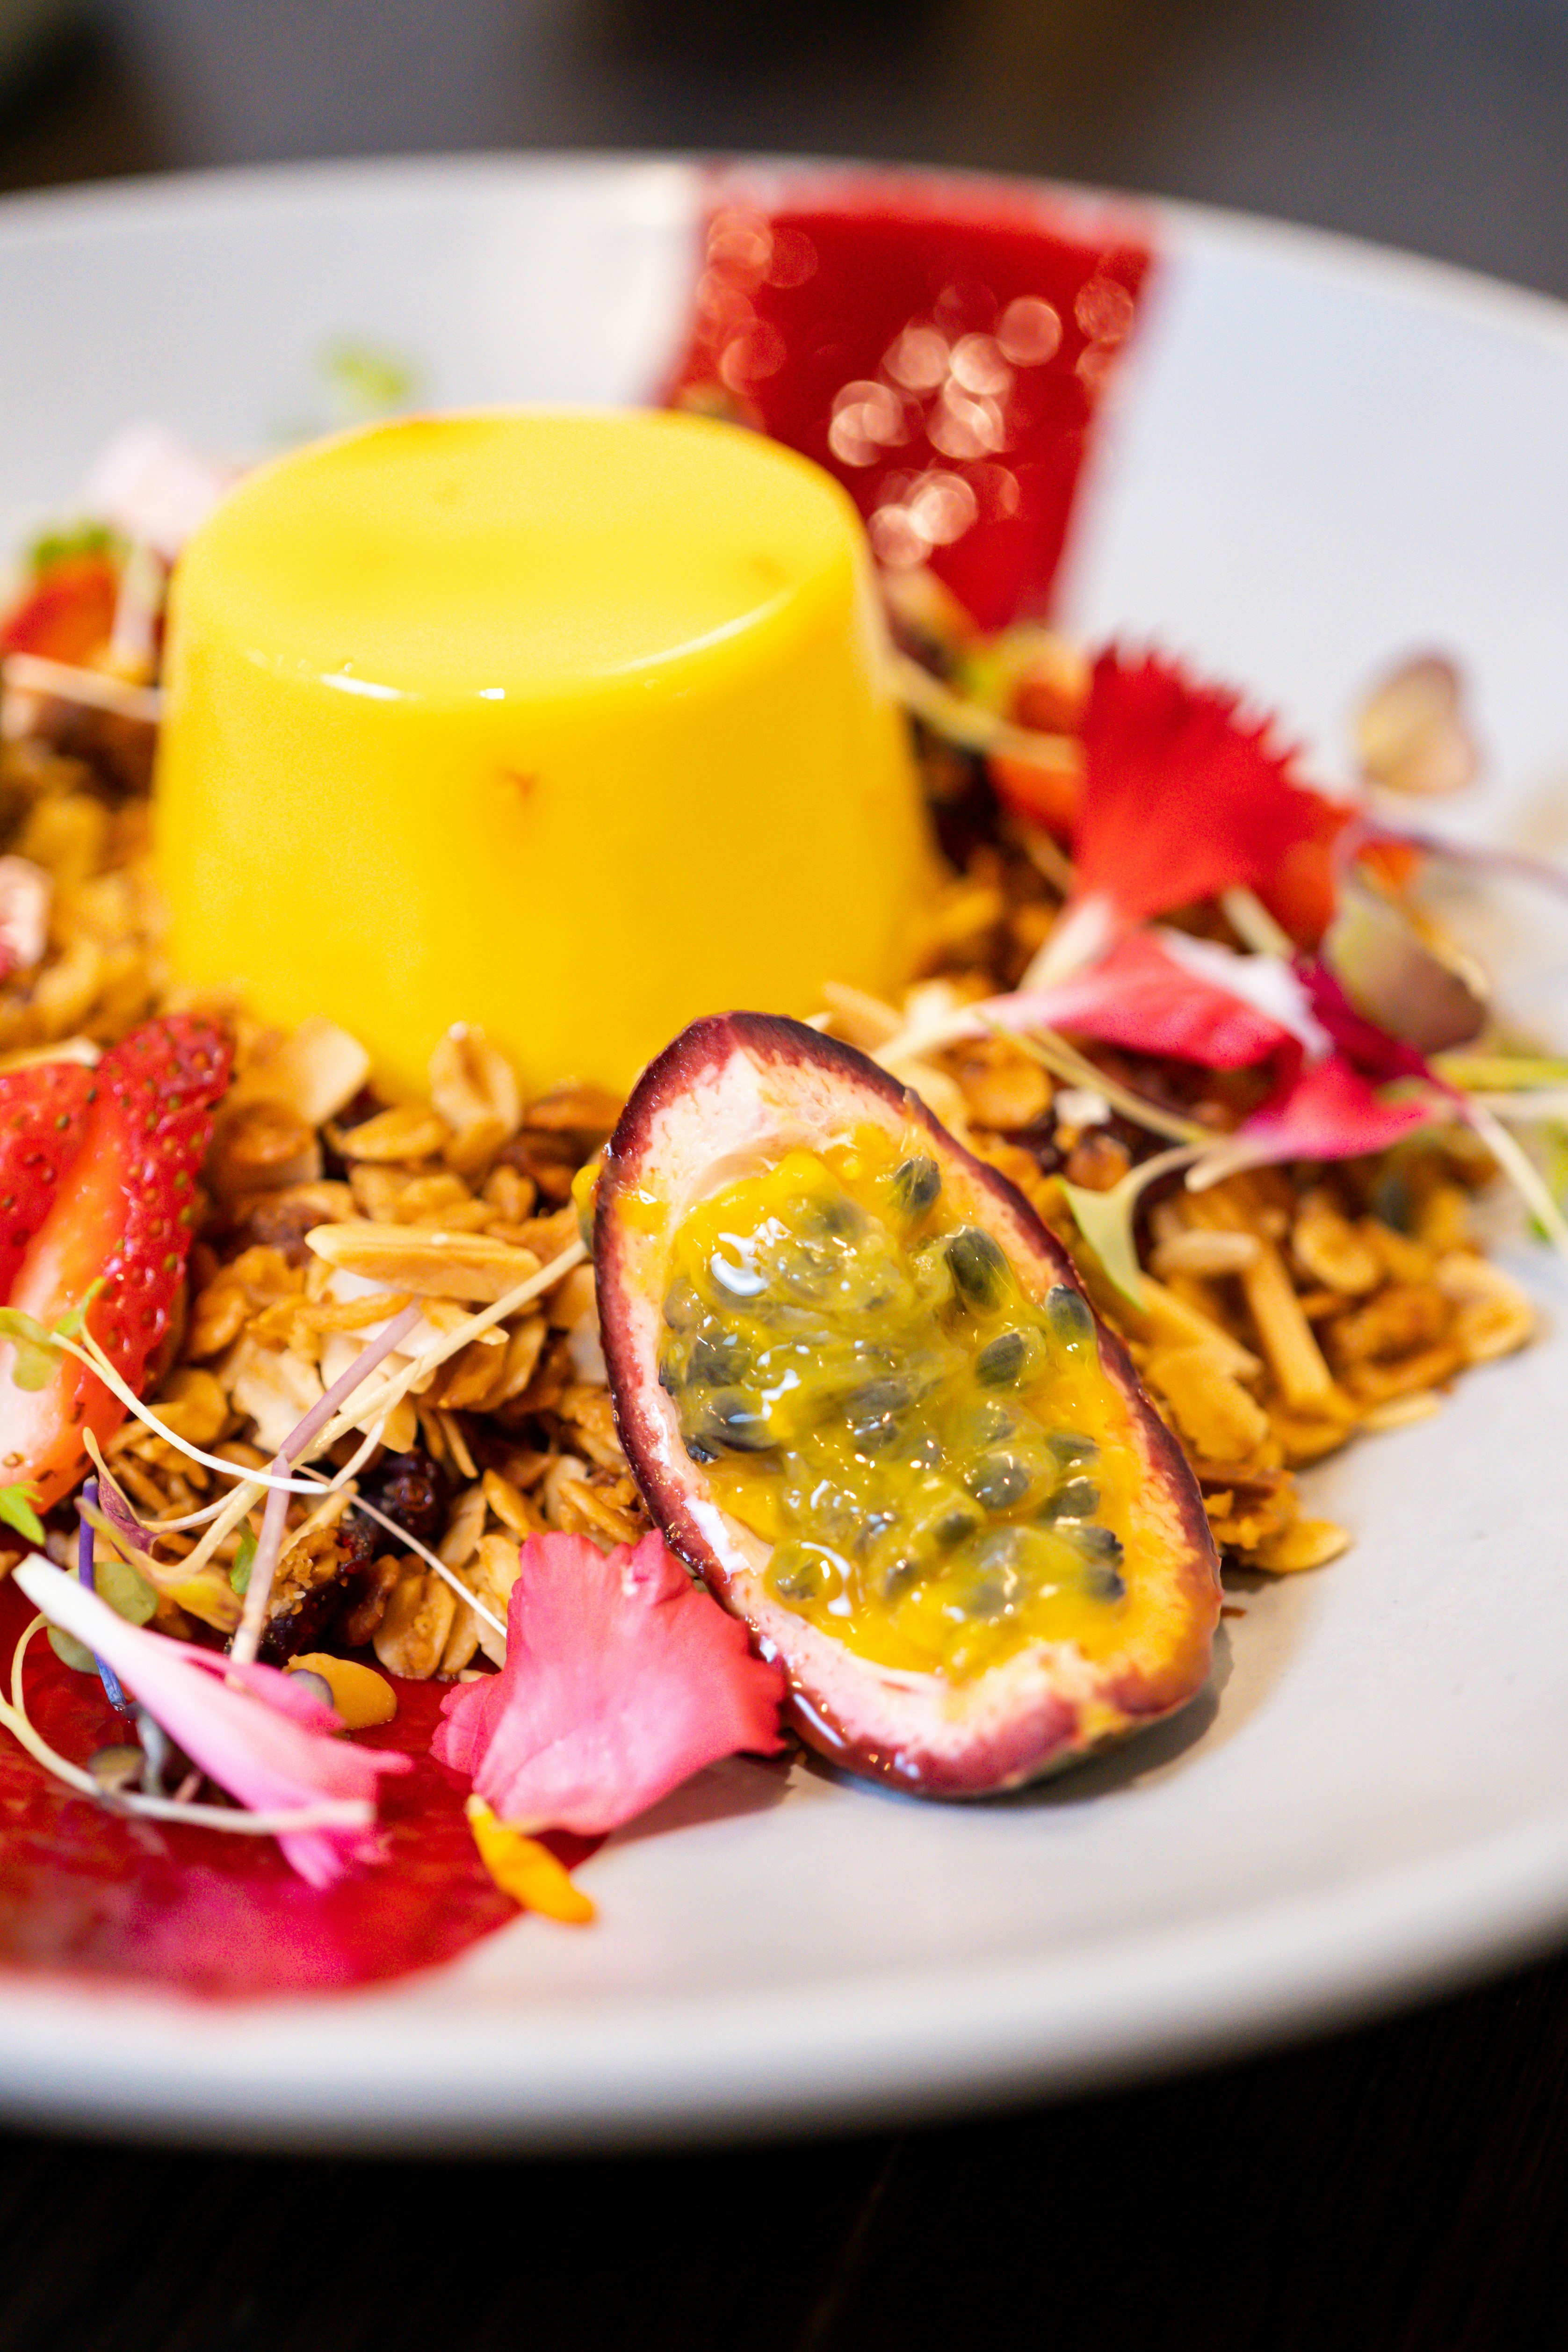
[0,155,1566,2151]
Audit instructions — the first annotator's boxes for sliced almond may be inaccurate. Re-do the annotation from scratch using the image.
[305,1220,541,1303]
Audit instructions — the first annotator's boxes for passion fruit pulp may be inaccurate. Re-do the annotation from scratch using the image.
[598,1013,1221,1797]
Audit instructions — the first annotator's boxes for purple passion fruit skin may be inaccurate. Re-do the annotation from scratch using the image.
[597,1013,1221,1797]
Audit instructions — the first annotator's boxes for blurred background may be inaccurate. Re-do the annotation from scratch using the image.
[1,0,1568,298]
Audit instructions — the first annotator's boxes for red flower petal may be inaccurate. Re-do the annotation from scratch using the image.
[1072,649,1340,926]
[434,1531,786,1837]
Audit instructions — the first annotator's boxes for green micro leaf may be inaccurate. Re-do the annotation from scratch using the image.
[47,1626,98,1675]
[95,1554,156,1627]
[0,1308,61,1391]
[0,1484,45,1546]
[51,1278,106,1342]
[1061,1179,1147,1312]
[230,1526,258,1597]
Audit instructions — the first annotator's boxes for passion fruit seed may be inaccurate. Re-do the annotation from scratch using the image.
[962,1451,1035,1512]
[659,1135,1134,1683]
[688,1331,752,1387]
[1046,1283,1095,1359]
[947,1226,1008,1309]
[975,1327,1036,1388]
[697,1389,775,1453]
[1041,1475,1101,1522]
[889,1154,941,1222]
[1047,1429,1098,1469]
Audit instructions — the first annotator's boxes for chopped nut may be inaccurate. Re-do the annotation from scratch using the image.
[1359,1390,1445,1431]
[1063,1130,1131,1191]
[547,1261,597,1332]
[520,1083,621,1140]
[208,1100,322,1198]
[1291,1188,1382,1295]
[1326,1282,1451,1368]
[470,1529,525,1665]
[552,1469,646,1551]
[372,1559,458,1679]
[1255,1518,1351,1573]
[232,1017,371,1126]
[226,1339,323,1456]
[481,1468,538,1540]
[481,1162,536,1224]
[430,1023,522,1173]
[1433,1250,1535,1363]
[1151,1229,1261,1279]
[950,1037,1051,1131]
[148,1366,230,1448]
[819,981,902,1051]
[326,1101,450,1163]
[1145,1345,1272,1461]
[560,1383,626,1471]
[304,1220,541,1303]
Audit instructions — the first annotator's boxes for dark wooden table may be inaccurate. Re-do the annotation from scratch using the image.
[3,7,1568,2343]
[2,1949,1567,2351]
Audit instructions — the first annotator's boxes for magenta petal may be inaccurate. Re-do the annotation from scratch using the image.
[1236,1057,1443,1166]
[434,1532,787,1836]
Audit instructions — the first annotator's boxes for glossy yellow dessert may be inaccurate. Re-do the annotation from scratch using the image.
[155,411,927,1097]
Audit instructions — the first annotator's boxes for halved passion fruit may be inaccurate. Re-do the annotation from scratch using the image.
[597,1014,1220,1795]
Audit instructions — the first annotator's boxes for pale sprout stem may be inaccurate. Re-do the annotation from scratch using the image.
[1464,1100,1568,1266]
[1220,886,1295,960]
[996,1021,1210,1146]
[230,1457,292,1671]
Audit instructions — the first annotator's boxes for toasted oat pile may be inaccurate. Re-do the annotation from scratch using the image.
[0,692,1536,1672]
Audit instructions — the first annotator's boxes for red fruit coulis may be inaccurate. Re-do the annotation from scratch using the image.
[664,173,1156,630]
[0,1580,593,1998]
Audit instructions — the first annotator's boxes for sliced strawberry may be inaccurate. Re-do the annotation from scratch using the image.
[0,1015,232,1510]
[0,554,119,666]
[0,1060,99,1302]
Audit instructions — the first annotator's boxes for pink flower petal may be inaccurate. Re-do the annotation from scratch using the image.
[434,1531,786,1837]
[13,1557,408,1888]
[985,929,1300,1070]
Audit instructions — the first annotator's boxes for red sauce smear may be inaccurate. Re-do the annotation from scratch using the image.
[664,171,1156,631]
[0,1579,592,1999]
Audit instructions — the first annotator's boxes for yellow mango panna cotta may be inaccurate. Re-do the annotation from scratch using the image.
[155,410,929,1100]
